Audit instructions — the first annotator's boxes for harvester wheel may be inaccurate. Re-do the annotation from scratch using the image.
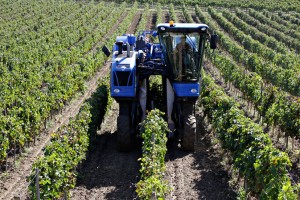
[117,103,132,151]
[181,104,196,151]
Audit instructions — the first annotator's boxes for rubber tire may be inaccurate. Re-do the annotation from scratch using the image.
[181,104,196,151]
[117,105,132,152]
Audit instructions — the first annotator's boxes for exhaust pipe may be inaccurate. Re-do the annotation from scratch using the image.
[126,42,130,57]
[116,41,123,55]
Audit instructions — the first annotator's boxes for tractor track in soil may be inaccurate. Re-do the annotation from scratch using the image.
[165,145,236,199]
[71,105,237,200]
[164,108,237,200]
[0,10,128,200]
[70,101,140,200]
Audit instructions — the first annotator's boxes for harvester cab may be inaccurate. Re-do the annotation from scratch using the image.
[157,22,208,84]
[156,22,211,151]
[102,22,216,151]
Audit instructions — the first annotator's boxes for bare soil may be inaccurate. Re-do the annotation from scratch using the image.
[128,11,142,34]
[165,120,237,200]
[70,101,140,200]
[70,100,237,200]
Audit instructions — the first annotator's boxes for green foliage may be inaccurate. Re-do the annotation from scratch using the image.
[28,78,111,199]
[207,7,300,72]
[26,1,139,196]
[234,8,300,53]
[136,3,150,34]
[107,0,300,12]
[198,7,300,140]
[182,5,193,23]
[29,104,91,199]
[169,3,177,22]
[0,1,124,163]
[0,0,139,166]
[200,73,298,199]
[136,109,170,199]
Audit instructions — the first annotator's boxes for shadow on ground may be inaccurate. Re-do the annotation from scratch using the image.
[74,131,140,199]
[192,115,237,200]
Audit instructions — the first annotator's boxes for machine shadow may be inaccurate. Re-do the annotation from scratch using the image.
[191,151,237,200]
[190,115,237,200]
[75,132,140,199]
[72,82,140,199]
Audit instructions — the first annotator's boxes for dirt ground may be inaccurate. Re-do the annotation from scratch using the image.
[165,120,236,200]
[70,100,237,199]
[70,101,140,200]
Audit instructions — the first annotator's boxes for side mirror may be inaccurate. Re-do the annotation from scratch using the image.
[210,34,218,49]
[102,45,111,57]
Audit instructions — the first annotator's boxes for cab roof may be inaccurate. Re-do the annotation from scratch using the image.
[157,23,209,33]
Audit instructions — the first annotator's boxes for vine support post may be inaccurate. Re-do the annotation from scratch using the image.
[34,131,36,145]
[151,192,157,200]
[14,144,16,166]
[272,124,275,137]
[64,190,68,200]
[6,154,8,171]
[276,129,280,142]
[285,132,288,150]
[260,80,263,125]
[35,168,40,200]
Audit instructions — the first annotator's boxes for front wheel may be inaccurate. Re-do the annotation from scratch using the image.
[117,103,132,151]
[181,114,196,151]
[180,103,196,151]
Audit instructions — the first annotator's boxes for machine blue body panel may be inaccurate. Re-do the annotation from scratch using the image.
[110,35,138,98]
[173,82,200,97]
[111,84,136,97]
[110,53,137,97]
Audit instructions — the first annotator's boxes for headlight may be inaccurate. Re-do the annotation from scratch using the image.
[114,89,120,93]
[191,89,197,93]
[116,65,130,70]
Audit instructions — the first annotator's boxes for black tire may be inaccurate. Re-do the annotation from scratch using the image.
[117,103,132,152]
[180,104,196,151]
[181,114,196,151]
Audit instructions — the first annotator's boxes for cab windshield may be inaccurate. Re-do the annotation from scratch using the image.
[159,32,206,82]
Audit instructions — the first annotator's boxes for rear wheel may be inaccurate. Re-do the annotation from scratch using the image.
[180,103,196,151]
[117,103,132,151]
